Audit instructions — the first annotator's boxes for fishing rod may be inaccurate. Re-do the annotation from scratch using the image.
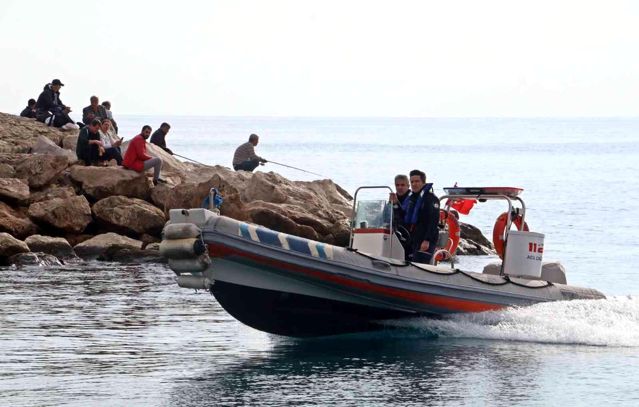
[267,160,324,177]
[173,153,209,166]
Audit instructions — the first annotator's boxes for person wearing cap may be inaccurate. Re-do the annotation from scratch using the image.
[19,99,37,118]
[35,79,77,129]
[123,125,166,186]
[82,96,108,125]
[150,122,173,155]
[232,134,267,172]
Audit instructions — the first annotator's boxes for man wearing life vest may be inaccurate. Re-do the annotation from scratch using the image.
[401,169,440,263]
[389,174,410,228]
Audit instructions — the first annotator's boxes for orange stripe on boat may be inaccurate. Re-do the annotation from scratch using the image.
[209,243,503,313]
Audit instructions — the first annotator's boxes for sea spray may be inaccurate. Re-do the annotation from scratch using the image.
[386,296,639,347]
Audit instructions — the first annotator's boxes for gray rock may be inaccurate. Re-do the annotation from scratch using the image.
[25,234,76,258]
[8,252,64,267]
[32,135,77,162]
[0,232,30,262]
[0,178,30,204]
[74,232,143,259]
[97,245,166,263]
[28,195,92,233]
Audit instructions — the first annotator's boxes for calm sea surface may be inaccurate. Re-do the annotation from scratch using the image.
[1,117,639,406]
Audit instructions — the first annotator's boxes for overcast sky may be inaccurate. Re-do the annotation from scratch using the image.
[1,0,637,117]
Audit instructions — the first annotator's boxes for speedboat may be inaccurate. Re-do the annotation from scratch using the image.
[161,186,605,337]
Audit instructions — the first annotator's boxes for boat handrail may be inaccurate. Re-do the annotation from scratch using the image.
[349,186,394,250]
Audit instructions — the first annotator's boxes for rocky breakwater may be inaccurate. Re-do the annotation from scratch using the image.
[0,111,493,267]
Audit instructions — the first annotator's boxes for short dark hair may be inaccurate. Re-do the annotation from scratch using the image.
[142,125,152,132]
[249,133,259,142]
[160,122,170,129]
[101,101,111,109]
[90,95,99,103]
[394,174,408,184]
[28,98,36,106]
[409,169,426,183]
[90,118,102,127]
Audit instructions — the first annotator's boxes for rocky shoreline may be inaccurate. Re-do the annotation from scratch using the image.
[0,112,493,267]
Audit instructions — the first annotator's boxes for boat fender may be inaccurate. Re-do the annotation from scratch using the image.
[176,275,213,290]
[435,209,461,261]
[160,238,206,259]
[163,223,202,240]
[492,212,529,259]
[168,255,211,274]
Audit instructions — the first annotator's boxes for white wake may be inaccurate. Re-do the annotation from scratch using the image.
[389,296,639,347]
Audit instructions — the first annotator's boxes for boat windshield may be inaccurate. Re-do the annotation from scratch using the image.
[353,199,391,230]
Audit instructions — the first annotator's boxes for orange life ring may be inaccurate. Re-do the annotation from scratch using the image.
[492,212,529,259]
[436,210,460,261]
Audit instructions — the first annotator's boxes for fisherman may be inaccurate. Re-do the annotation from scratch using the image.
[101,101,118,134]
[20,98,37,118]
[402,169,440,263]
[35,79,78,130]
[232,133,267,172]
[82,96,108,124]
[150,122,173,155]
[76,119,103,165]
[123,125,166,185]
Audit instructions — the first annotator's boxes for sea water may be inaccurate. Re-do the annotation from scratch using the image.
[1,117,638,406]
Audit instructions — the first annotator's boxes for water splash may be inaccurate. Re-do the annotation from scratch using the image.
[388,296,639,347]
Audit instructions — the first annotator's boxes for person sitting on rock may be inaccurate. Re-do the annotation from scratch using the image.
[76,119,105,166]
[232,134,267,172]
[35,79,78,130]
[20,98,37,118]
[97,118,123,165]
[101,100,118,134]
[82,96,108,125]
[123,125,166,185]
[150,122,173,155]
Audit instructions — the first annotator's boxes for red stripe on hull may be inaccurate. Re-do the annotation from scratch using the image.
[208,243,503,313]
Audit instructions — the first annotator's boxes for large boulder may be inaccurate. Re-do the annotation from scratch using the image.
[0,178,30,204]
[121,141,191,180]
[0,112,68,153]
[74,232,143,259]
[8,252,64,267]
[0,163,16,177]
[0,201,38,239]
[160,168,352,245]
[29,185,77,204]
[69,165,151,201]
[460,222,493,248]
[92,195,166,236]
[0,232,30,262]
[97,245,165,263]
[32,134,77,162]
[0,153,69,188]
[28,195,92,233]
[62,133,78,152]
[25,234,76,258]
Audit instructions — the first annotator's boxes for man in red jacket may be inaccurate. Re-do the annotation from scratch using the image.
[123,125,165,185]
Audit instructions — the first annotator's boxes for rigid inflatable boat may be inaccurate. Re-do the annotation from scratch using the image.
[161,186,605,337]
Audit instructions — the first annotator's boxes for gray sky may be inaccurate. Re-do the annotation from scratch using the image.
[1,0,637,117]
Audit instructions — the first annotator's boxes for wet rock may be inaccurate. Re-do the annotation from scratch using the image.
[140,234,160,248]
[97,244,166,263]
[69,165,151,201]
[27,195,92,233]
[0,178,30,204]
[25,234,76,258]
[29,185,77,204]
[0,232,30,262]
[459,222,493,249]
[8,252,64,267]
[0,201,38,239]
[32,134,77,162]
[0,112,68,153]
[92,195,166,236]
[74,232,143,259]
[456,238,494,255]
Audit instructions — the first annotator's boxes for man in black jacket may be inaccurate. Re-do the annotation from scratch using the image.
[82,96,108,124]
[150,122,173,154]
[20,99,37,118]
[401,169,440,263]
[35,79,76,129]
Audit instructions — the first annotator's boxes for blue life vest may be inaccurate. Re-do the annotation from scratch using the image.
[201,188,224,209]
[401,184,433,226]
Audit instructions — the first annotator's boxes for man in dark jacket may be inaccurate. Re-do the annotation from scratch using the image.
[20,99,37,118]
[82,96,108,124]
[390,174,410,228]
[76,119,103,165]
[35,79,76,128]
[150,122,173,154]
[401,169,440,263]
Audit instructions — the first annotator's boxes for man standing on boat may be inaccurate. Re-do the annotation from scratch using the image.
[402,169,440,263]
[232,134,267,172]
[390,174,410,227]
